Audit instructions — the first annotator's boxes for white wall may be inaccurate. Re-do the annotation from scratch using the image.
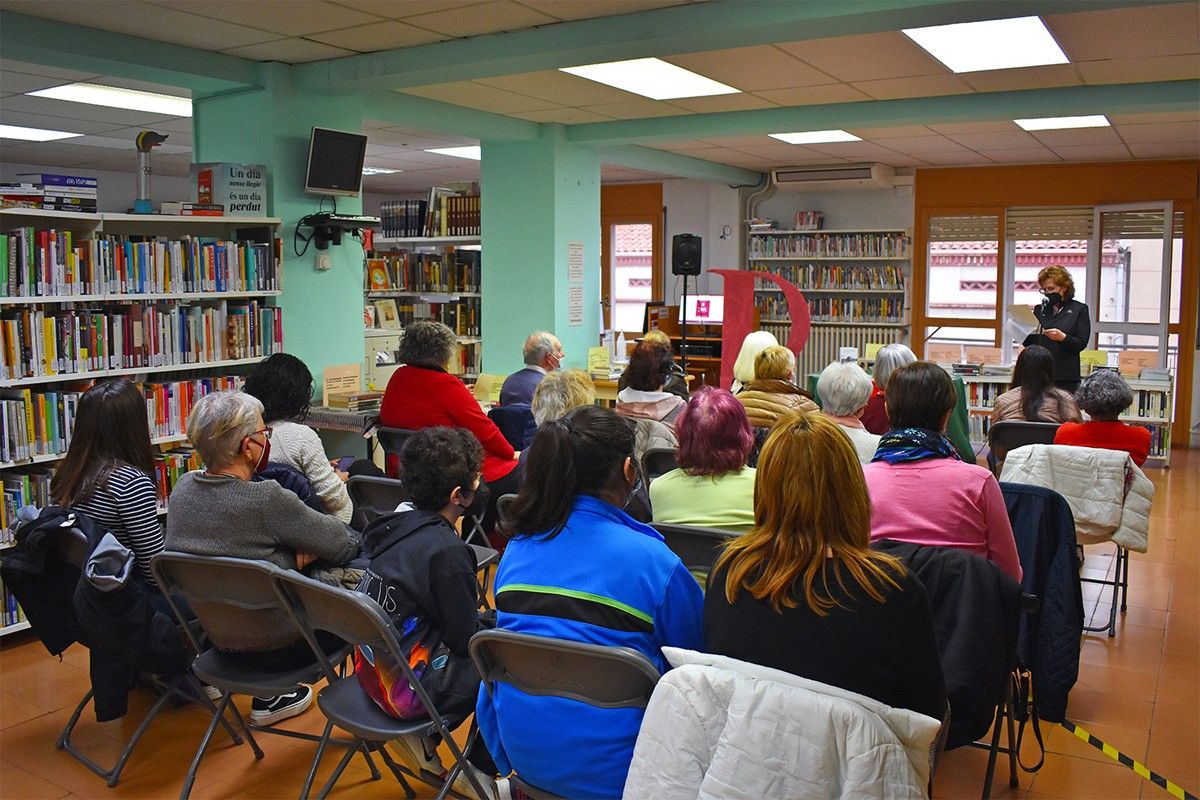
[662,179,742,304]
[753,184,915,232]
[2,162,193,214]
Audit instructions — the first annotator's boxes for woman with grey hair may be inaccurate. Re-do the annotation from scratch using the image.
[861,343,916,434]
[379,320,520,544]
[164,390,359,726]
[817,361,882,464]
[1054,369,1151,466]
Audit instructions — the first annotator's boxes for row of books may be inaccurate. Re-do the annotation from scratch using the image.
[153,447,203,509]
[1,174,97,214]
[0,301,283,380]
[748,232,910,259]
[366,248,481,293]
[378,191,481,239]
[0,376,242,464]
[794,211,824,231]
[0,579,27,628]
[2,466,52,531]
[750,263,906,290]
[964,380,1008,409]
[372,298,480,337]
[1,228,281,297]
[449,341,482,376]
[758,295,906,324]
[378,199,431,239]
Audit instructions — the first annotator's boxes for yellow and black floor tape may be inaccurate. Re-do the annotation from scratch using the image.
[1060,719,1197,800]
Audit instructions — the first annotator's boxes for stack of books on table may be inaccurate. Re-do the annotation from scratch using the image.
[326,390,383,412]
[15,174,98,213]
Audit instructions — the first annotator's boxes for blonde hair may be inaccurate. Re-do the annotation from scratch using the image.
[188,391,263,469]
[531,368,596,425]
[754,345,795,381]
[713,413,903,615]
[1037,265,1076,300]
[732,331,779,388]
[642,329,671,348]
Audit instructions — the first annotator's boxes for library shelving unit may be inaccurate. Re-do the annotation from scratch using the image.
[747,227,911,378]
[365,235,482,380]
[961,371,1174,468]
[0,208,285,635]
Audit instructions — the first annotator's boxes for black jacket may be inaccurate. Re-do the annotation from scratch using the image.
[873,539,1021,749]
[1000,482,1083,722]
[1023,298,1090,385]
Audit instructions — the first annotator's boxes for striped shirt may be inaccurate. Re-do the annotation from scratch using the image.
[73,464,163,587]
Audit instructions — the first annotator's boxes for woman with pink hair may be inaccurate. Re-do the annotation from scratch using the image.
[648,387,756,534]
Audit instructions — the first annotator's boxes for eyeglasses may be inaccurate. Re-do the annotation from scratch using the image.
[248,426,272,441]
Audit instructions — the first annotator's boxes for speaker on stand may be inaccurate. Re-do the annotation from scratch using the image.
[672,234,702,378]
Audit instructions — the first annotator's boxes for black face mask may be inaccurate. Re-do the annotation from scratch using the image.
[1043,292,1063,307]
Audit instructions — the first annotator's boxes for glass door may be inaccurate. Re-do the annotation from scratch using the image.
[601,218,660,335]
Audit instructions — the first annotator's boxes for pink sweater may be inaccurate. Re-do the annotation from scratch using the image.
[863,458,1023,582]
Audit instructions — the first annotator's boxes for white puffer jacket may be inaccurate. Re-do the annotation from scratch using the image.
[999,444,1154,553]
[623,648,941,800]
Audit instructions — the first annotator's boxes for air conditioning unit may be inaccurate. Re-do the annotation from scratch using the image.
[772,163,895,190]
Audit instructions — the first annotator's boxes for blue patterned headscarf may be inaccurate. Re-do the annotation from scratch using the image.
[872,427,962,464]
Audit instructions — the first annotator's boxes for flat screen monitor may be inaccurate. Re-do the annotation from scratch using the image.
[682,294,724,326]
[304,127,368,197]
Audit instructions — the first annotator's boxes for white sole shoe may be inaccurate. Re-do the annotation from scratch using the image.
[249,685,314,726]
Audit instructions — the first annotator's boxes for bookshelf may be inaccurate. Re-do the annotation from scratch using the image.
[365,236,483,379]
[0,210,284,634]
[961,370,1174,467]
[747,226,911,378]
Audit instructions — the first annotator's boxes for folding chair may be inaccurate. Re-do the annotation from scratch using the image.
[469,629,661,800]
[987,421,1060,476]
[640,447,678,484]
[151,553,379,800]
[375,426,417,475]
[273,570,490,800]
[649,522,736,587]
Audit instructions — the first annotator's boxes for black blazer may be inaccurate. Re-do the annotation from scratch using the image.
[1024,298,1090,384]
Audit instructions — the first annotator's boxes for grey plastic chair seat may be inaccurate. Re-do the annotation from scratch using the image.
[641,447,679,484]
[470,542,499,570]
[316,673,433,742]
[190,647,344,698]
[649,522,737,586]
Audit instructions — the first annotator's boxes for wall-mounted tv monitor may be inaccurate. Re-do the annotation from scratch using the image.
[682,294,724,325]
[304,127,368,197]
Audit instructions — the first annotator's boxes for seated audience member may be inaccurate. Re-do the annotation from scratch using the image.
[1055,370,1151,466]
[165,390,359,725]
[730,330,779,394]
[618,329,688,400]
[380,320,519,538]
[499,331,563,406]
[476,405,703,799]
[816,361,882,464]
[616,341,686,430]
[705,413,947,721]
[863,362,1022,582]
[354,427,498,793]
[736,345,817,428]
[990,345,1081,426]
[861,343,915,434]
[51,379,165,595]
[243,353,357,524]
[518,369,597,475]
[650,387,756,534]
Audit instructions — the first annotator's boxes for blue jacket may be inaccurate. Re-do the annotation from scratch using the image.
[475,495,704,799]
[499,366,545,406]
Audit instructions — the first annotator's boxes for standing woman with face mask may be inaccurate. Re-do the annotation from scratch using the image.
[1023,265,1091,393]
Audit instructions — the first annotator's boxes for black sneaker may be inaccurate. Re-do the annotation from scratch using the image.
[250,686,314,725]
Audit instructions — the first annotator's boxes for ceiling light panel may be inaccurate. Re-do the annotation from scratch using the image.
[769,130,863,145]
[27,83,193,116]
[362,167,400,175]
[561,58,740,100]
[902,16,1068,73]
[425,146,482,160]
[1014,115,1111,131]
[0,124,83,142]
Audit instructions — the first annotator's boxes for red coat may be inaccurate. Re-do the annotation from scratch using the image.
[380,365,517,483]
[860,383,889,435]
[1053,420,1151,467]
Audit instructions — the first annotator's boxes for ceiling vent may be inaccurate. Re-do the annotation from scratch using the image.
[772,163,895,190]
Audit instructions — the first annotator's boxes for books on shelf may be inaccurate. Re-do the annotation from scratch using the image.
[374,298,480,337]
[794,211,823,231]
[748,231,910,259]
[0,228,282,297]
[379,199,428,239]
[2,464,54,531]
[326,390,382,411]
[367,248,480,293]
[153,446,203,511]
[6,175,97,214]
[759,293,905,324]
[378,192,481,238]
[448,341,481,377]
[751,263,905,290]
[0,574,29,628]
[159,202,225,217]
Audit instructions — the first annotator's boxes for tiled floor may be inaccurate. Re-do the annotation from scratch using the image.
[2,450,1197,799]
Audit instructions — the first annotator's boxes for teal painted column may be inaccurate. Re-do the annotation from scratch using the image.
[481,126,600,375]
[192,63,365,396]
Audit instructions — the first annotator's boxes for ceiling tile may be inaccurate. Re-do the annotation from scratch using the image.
[944,131,1043,150]
[723,142,828,159]
[104,126,194,147]
[959,64,1083,93]
[0,144,99,167]
[404,1,558,37]
[141,117,196,135]
[1,70,72,97]
[873,154,929,167]
[0,109,121,136]
[752,84,872,106]
[306,20,446,51]
[476,71,636,105]
[150,0,383,36]
[1127,141,1200,158]
[222,38,357,63]
[1108,111,1200,125]
[666,46,835,91]
[872,135,968,155]
[1028,127,1123,147]
[335,1,478,17]
[804,141,906,159]
[510,107,616,124]
[853,74,973,100]
[778,32,946,82]
[665,94,776,114]
[520,1,686,22]
[928,121,1021,135]
[401,81,559,114]
[648,142,724,155]
[1,94,184,127]
[920,151,994,166]
[0,59,101,83]
[847,125,936,139]
[973,147,1060,164]
[1076,54,1200,85]
[1050,144,1134,162]
[695,135,778,148]
[576,99,691,120]
[1046,3,1199,61]
[1116,121,1200,144]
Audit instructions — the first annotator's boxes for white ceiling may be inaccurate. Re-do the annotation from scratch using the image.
[1,0,1197,193]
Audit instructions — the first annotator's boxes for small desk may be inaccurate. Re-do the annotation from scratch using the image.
[594,379,619,407]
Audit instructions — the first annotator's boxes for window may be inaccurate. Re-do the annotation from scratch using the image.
[926,215,1000,321]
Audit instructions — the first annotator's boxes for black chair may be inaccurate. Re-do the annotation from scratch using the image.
[649,522,735,587]
[469,629,661,800]
[151,553,378,800]
[375,427,417,476]
[488,403,536,450]
[640,447,678,484]
[987,421,1061,476]
[274,570,490,800]
[496,493,518,537]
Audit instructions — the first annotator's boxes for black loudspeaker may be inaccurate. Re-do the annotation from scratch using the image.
[672,233,702,276]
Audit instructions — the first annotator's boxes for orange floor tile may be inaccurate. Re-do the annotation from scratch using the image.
[2,450,1197,799]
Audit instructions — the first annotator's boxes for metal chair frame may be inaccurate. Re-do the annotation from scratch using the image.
[987,421,1061,477]
[1081,543,1129,638]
